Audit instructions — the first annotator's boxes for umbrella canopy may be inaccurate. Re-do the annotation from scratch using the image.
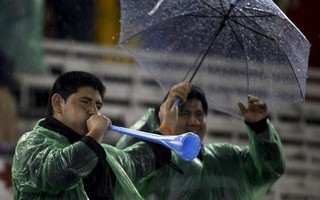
[119,0,310,116]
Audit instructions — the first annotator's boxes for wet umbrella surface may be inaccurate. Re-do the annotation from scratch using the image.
[119,0,310,116]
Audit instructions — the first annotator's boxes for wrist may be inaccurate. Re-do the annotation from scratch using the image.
[157,124,173,135]
[245,117,268,134]
[87,130,104,143]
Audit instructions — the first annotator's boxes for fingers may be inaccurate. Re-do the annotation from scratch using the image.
[86,114,112,143]
[171,103,178,112]
[168,80,192,103]
[158,95,179,133]
[247,95,267,112]
[174,90,188,102]
[237,102,247,115]
[238,95,268,113]
[91,115,112,129]
[248,95,260,104]
[162,96,178,116]
[104,115,112,126]
[162,96,175,110]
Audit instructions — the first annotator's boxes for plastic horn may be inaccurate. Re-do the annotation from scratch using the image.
[109,125,201,161]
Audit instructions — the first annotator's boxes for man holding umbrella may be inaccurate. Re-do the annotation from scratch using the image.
[117,81,286,199]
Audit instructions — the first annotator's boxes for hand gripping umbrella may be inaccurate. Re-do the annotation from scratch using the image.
[119,0,310,116]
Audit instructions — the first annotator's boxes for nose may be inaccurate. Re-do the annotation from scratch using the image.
[88,104,99,115]
[187,114,200,125]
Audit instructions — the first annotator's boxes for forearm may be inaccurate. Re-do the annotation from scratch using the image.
[245,120,286,193]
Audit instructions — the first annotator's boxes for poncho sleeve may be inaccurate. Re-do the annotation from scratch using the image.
[242,119,286,198]
[102,141,171,200]
[12,129,98,195]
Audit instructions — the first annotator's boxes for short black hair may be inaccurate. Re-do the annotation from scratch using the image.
[47,71,106,116]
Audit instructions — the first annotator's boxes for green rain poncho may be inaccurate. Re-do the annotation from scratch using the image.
[12,118,170,200]
[116,108,286,200]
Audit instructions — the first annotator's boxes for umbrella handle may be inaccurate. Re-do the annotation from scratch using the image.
[109,125,201,161]
[174,98,181,105]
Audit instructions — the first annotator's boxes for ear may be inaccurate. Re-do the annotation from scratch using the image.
[51,94,64,114]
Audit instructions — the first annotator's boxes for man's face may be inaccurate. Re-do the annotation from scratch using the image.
[174,99,207,141]
[55,87,103,136]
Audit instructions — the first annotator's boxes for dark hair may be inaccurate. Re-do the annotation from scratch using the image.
[182,85,208,115]
[47,71,106,116]
[155,85,208,123]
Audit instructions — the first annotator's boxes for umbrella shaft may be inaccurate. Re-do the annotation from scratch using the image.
[189,2,238,82]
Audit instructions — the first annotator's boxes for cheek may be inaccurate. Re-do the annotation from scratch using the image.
[76,109,88,117]
[65,104,86,116]
[68,112,89,135]
[200,120,207,137]
[200,118,206,128]
[174,120,186,134]
[64,107,88,123]
[201,118,206,127]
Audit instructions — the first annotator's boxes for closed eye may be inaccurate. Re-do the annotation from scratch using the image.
[79,97,92,105]
[195,111,205,118]
[179,111,190,116]
[80,100,89,105]
[96,103,102,110]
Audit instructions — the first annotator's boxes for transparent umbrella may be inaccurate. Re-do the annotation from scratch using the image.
[119,0,310,116]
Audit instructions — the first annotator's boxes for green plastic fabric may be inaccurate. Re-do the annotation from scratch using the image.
[117,108,159,149]
[0,0,45,74]
[12,119,159,199]
[116,108,286,200]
